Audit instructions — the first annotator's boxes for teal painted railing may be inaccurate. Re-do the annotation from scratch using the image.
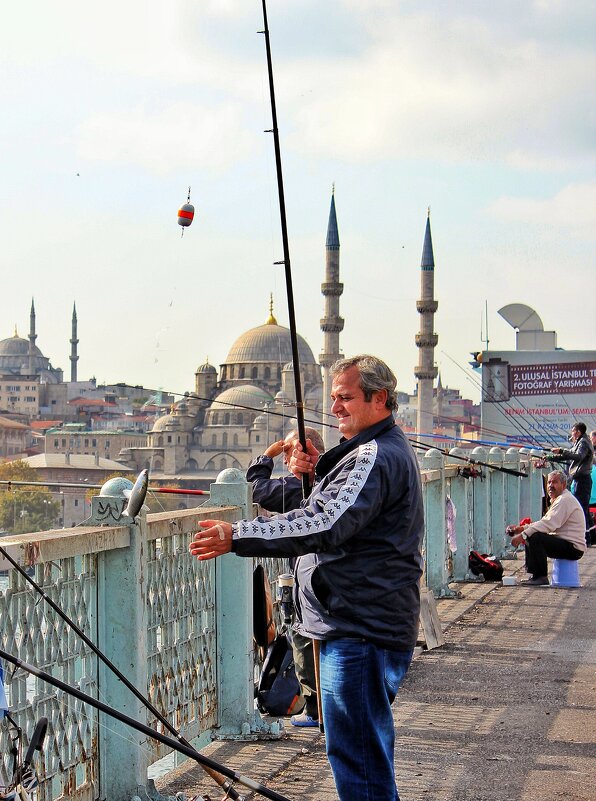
[0,450,547,799]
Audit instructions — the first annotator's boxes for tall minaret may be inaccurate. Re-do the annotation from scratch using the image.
[28,298,37,375]
[70,302,79,382]
[414,210,439,436]
[319,188,344,448]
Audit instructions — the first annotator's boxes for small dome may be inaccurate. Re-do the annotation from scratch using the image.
[196,360,217,374]
[252,414,268,429]
[151,413,179,432]
[209,384,273,411]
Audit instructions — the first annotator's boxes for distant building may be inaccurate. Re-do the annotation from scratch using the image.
[45,426,147,461]
[0,374,40,417]
[0,416,30,460]
[479,305,596,446]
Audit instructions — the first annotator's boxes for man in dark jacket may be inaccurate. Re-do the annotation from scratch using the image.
[247,427,325,727]
[552,422,594,544]
[190,355,424,801]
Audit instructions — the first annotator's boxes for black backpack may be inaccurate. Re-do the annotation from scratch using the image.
[468,550,504,581]
[256,633,304,717]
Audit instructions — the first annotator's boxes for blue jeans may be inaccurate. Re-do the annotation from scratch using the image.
[320,639,413,801]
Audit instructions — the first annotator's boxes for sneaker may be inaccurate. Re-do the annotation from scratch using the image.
[519,576,549,586]
[290,711,319,728]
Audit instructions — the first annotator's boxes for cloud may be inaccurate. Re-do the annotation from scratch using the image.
[76,102,258,174]
[281,9,595,170]
[487,181,596,232]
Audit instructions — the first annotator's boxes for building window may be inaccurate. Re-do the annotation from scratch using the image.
[222,433,228,447]
[54,439,59,448]
[264,367,271,379]
[74,499,79,507]
[167,436,172,443]
[252,366,258,379]
[92,439,97,447]
[233,434,238,446]
[239,367,245,378]
[224,413,230,425]
[211,434,217,446]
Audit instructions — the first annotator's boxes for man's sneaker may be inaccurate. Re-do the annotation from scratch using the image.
[290,711,319,728]
[519,576,549,586]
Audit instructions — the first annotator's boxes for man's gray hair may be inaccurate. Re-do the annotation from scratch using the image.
[548,470,567,484]
[330,355,398,411]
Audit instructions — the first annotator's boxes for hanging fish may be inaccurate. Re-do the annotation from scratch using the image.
[177,186,195,236]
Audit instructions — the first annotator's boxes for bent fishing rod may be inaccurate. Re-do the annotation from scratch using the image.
[0,545,243,801]
[408,439,528,477]
[260,0,309,497]
[0,480,209,495]
[0,648,291,801]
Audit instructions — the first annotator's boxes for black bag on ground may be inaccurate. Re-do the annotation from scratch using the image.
[468,550,503,581]
[257,633,304,717]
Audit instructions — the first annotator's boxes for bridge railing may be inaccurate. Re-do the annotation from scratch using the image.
[0,451,547,799]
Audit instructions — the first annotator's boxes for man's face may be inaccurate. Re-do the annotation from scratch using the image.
[547,474,566,500]
[571,426,580,442]
[330,366,389,439]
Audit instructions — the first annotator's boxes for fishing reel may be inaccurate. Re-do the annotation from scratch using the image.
[458,465,482,480]
[1,717,47,801]
[277,573,294,628]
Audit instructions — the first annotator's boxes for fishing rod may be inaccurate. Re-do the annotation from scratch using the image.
[0,648,291,801]
[409,439,529,477]
[260,0,309,497]
[0,545,243,801]
[0,480,209,495]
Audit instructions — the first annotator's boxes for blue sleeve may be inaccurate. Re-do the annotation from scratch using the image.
[233,440,387,557]
[246,455,303,513]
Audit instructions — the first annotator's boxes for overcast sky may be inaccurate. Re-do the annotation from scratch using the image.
[1,0,594,401]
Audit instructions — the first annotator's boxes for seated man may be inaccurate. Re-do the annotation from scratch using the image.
[247,426,325,727]
[508,470,586,586]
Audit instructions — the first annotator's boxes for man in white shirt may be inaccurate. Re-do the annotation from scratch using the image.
[507,471,586,586]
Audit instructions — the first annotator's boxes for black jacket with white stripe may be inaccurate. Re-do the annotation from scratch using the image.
[232,416,424,652]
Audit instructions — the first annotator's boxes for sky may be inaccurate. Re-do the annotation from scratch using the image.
[0,0,594,402]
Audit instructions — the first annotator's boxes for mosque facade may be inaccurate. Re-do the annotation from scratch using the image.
[0,301,64,383]
[118,300,325,476]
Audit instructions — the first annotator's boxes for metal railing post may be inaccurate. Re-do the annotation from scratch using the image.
[471,447,490,554]
[447,451,475,580]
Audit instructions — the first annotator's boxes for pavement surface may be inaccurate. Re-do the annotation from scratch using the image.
[157,550,596,801]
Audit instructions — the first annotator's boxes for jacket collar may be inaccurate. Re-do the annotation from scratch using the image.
[316,414,395,478]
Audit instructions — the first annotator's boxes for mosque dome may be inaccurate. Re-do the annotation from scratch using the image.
[0,333,43,357]
[196,360,217,374]
[224,321,316,366]
[209,384,274,412]
[151,413,179,432]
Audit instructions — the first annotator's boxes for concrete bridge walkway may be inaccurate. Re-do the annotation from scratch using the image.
[157,550,595,801]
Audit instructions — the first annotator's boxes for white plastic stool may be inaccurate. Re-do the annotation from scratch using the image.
[551,558,581,588]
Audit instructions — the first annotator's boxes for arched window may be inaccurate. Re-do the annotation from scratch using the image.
[157,436,163,447]
[185,458,198,471]
[252,366,258,379]
[264,366,271,379]
[276,366,281,380]
[224,413,230,425]
[236,413,243,425]
[220,458,227,470]
[233,434,238,446]
[239,367,245,378]
[211,434,217,446]
[222,433,228,447]
[153,459,162,470]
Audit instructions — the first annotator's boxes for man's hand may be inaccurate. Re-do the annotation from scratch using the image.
[288,439,319,481]
[510,532,526,547]
[263,439,286,459]
[551,447,562,455]
[189,520,233,561]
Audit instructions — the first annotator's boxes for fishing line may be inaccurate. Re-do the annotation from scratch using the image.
[441,351,549,448]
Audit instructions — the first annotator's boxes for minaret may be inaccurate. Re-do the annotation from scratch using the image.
[414,210,439,436]
[28,298,37,375]
[70,302,79,382]
[319,188,344,448]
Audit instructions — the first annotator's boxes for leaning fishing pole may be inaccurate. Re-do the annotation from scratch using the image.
[408,439,528,477]
[260,0,309,496]
[0,649,291,801]
[0,546,243,801]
